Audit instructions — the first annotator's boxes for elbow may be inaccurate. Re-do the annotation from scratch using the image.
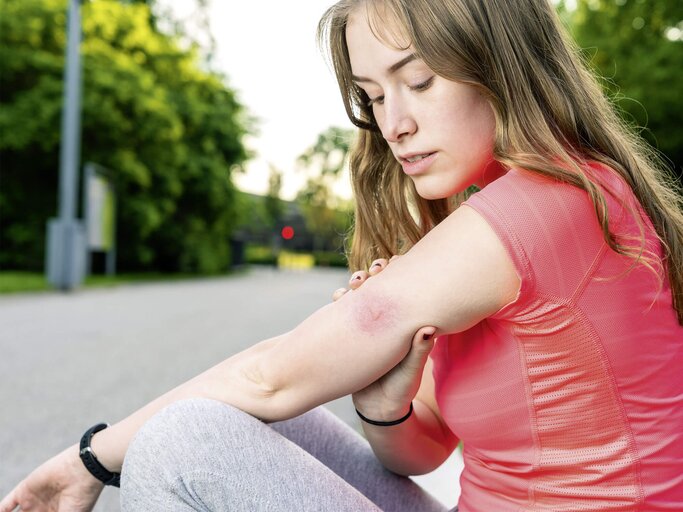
[241,357,279,400]
[238,359,287,421]
[383,443,456,477]
[238,351,304,423]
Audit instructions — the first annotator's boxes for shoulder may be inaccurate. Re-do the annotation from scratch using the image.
[464,166,606,248]
[360,199,520,335]
[460,163,638,308]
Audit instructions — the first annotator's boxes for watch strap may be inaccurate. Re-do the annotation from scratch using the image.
[79,423,121,487]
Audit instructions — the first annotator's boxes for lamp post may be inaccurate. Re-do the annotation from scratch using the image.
[46,0,86,290]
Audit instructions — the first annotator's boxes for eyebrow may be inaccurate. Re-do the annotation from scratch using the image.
[351,53,418,83]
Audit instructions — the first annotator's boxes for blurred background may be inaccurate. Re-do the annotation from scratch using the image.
[0,0,681,288]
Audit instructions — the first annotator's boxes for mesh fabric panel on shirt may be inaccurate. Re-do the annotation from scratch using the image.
[513,298,641,511]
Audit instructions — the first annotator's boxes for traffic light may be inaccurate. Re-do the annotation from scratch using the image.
[281,226,294,240]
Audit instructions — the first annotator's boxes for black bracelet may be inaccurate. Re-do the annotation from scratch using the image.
[79,423,121,487]
[355,402,414,427]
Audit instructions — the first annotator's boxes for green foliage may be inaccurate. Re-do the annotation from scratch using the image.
[244,244,278,265]
[313,250,348,268]
[297,126,353,178]
[0,0,251,272]
[243,245,347,268]
[565,0,683,172]
[296,126,354,251]
[264,164,285,229]
[0,272,50,293]
[296,176,354,252]
[233,191,274,242]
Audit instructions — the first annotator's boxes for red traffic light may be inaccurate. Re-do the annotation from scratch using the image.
[281,226,294,240]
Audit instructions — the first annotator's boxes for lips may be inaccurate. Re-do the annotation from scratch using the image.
[399,152,435,163]
[398,151,437,176]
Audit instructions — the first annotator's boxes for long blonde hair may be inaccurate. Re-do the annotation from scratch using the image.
[318,0,683,324]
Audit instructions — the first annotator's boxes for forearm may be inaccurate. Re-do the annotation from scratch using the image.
[90,335,283,473]
[359,400,458,476]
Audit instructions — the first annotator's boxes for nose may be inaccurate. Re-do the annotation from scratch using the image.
[379,97,416,143]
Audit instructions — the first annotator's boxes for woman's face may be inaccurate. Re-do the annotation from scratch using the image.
[345,11,505,198]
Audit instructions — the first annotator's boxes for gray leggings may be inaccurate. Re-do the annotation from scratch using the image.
[120,398,451,512]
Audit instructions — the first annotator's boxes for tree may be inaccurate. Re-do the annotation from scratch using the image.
[297,126,353,179]
[563,0,683,176]
[264,164,284,230]
[0,0,251,272]
[296,127,354,252]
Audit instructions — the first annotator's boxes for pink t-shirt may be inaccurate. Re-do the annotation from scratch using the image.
[430,166,683,511]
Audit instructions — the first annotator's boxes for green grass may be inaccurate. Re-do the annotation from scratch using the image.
[0,269,247,294]
[83,272,225,288]
[0,272,50,293]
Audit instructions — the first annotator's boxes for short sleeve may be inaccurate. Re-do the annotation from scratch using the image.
[462,168,609,321]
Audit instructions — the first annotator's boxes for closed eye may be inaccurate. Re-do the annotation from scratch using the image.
[409,76,435,92]
[366,76,434,107]
[367,95,385,107]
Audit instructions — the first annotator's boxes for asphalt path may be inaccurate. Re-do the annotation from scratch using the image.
[0,266,460,511]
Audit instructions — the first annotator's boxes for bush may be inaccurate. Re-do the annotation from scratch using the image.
[313,251,348,268]
[245,245,277,266]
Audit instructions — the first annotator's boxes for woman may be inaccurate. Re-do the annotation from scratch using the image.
[2,0,682,510]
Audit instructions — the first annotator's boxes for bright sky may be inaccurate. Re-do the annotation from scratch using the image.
[166,1,353,200]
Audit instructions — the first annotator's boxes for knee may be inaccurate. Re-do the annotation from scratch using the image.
[121,398,257,487]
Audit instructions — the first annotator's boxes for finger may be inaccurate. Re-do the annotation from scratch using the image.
[414,326,437,347]
[348,271,368,290]
[0,490,18,512]
[402,326,437,371]
[368,258,388,276]
[332,287,348,301]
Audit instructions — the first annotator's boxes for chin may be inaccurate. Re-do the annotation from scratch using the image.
[417,191,449,201]
[414,181,465,201]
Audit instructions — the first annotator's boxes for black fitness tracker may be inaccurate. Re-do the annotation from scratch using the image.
[79,423,121,487]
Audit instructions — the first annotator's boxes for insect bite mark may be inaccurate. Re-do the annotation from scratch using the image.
[351,293,398,334]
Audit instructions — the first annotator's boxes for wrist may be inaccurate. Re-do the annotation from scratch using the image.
[80,423,121,487]
[66,444,105,490]
[89,423,124,473]
[356,402,413,427]
[352,397,412,423]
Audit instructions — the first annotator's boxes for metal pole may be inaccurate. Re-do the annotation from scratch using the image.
[46,0,86,290]
[59,0,82,223]
[83,162,92,277]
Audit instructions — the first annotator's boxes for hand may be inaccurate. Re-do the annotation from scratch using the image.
[0,444,104,512]
[333,257,437,422]
[352,322,436,422]
[332,255,399,302]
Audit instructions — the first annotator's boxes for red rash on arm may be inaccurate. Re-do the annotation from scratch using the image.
[350,291,401,334]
